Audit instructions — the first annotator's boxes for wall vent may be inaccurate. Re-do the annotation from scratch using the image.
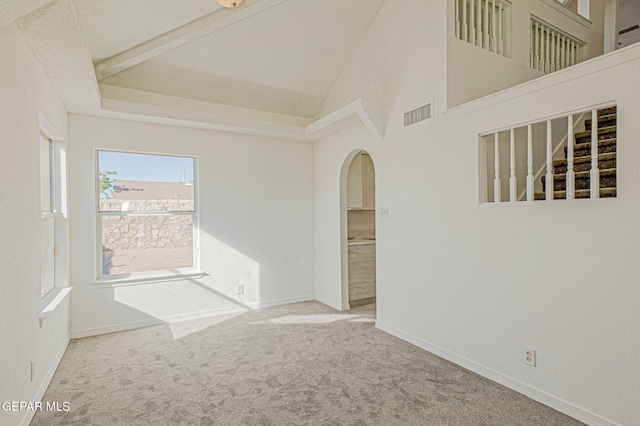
[404,102,433,127]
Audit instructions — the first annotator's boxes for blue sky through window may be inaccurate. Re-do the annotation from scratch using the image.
[99,151,194,183]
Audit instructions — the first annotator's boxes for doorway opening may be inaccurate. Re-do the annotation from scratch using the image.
[340,150,376,313]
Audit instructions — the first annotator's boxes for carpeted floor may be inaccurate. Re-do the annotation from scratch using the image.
[32,302,583,425]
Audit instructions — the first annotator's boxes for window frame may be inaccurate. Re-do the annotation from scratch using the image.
[94,149,200,283]
[40,134,56,298]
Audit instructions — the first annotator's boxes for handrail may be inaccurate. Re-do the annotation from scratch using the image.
[517,112,586,201]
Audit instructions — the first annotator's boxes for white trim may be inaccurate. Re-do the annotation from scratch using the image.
[20,334,70,426]
[375,320,622,426]
[313,294,342,311]
[70,294,315,339]
[39,287,72,327]
[478,101,615,136]
[443,42,640,118]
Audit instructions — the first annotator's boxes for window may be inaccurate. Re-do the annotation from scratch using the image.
[97,150,198,278]
[40,134,55,296]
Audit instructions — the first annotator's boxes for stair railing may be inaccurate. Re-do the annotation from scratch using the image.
[516,112,586,201]
[481,103,616,203]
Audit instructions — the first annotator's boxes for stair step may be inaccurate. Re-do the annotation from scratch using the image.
[542,168,616,192]
[597,106,617,116]
[565,138,616,158]
[574,125,617,144]
[553,153,616,174]
[585,113,617,131]
[535,187,617,200]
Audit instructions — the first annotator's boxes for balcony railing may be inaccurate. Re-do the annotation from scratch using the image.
[531,17,583,73]
[454,0,510,56]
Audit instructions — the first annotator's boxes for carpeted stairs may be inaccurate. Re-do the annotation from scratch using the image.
[537,106,617,200]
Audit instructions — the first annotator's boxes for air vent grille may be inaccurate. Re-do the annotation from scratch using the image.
[404,103,432,127]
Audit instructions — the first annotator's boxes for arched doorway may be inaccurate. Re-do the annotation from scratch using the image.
[339,150,376,312]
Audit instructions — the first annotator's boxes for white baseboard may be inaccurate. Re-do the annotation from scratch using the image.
[70,294,315,339]
[20,334,70,426]
[375,321,621,426]
[314,294,342,311]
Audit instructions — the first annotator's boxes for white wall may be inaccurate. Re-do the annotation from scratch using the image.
[0,23,70,426]
[447,0,608,107]
[313,0,640,424]
[68,115,315,337]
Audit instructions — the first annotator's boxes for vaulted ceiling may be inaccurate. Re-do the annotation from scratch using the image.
[11,0,385,123]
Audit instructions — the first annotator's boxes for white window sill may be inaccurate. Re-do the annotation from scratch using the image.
[40,287,72,327]
[91,270,208,288]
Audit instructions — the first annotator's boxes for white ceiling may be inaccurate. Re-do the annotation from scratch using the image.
[76,0,221,62]
[74,0,385,118]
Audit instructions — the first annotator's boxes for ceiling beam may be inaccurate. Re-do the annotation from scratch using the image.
[0,0,55,28]
[94,0,289,81]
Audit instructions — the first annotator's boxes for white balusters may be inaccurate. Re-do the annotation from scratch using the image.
[482,106,616,204]
[527,124,534,201]
[546,120,554,200]
[455,0,460,39]
[484,0,489,50]
[492,0,497,53]
[494,132,502,202]
[463,0,468,43]
[533,22,540,70]
[470,0,476,45]
[476,0,482,47]
[530,19,583,73]
[510,129,517,202]
[457,0,507,56]
[545,27,550,73]
[498,3,504,54]
[590,109,600,199]
[566,114,575,199]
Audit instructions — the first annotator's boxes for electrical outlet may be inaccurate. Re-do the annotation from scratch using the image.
[237,284,244,294]
[380,208,389,220]
[525,349,536,367]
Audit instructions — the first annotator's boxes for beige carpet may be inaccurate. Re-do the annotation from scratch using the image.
[32,302,582,425]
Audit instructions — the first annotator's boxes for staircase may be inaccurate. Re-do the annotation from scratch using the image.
[536,106,617,200]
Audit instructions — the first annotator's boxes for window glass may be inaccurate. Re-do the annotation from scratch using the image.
[97,151,197,277]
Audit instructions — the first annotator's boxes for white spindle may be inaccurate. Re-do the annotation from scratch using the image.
[492,0,497,52]
[566,114,575,199]
[590,109,600,199]
[550,31,556,72]
[571,41,577,66]
[484,0,489,49]
[470,0,475,45]
[545,28,550,73]
[498,3,503,55]
[494,133,502,202]
[527,125,534,201]
[556,33,561,70]
[455,0,460,39]
[510,128,517,202]
[535,22,540,71]
[463,0,468,42]
[546,120,554,200]
[477,0,482,46]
